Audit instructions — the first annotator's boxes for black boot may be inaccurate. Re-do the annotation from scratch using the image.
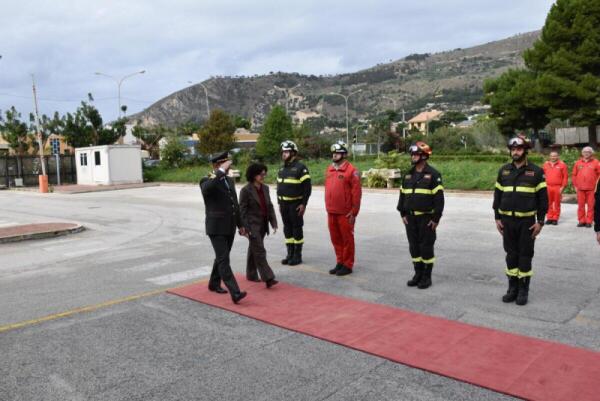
[281,244,293,265]
[407,262,423,287]
[502,276,519,303]
[288,244,303,266]
[417,265,432,289]
[516,277,530,306]
[329,263,343,274]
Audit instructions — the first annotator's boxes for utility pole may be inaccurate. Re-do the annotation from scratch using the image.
[328,89,362,147]
[31,74,48,192]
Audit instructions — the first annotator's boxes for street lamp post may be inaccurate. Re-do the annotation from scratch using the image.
[188,81,210,117]
[95,70,146,118]
[273,84,300,114]
[327,89,362,147]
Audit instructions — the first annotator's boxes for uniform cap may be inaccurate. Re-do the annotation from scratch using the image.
[210,151,231,164]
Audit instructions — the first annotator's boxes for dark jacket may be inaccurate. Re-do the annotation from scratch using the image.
[200,169,244,236]
[397,163,445,223]
[239,182,278,236]
[277,159,312,205]
[493,161,548,223]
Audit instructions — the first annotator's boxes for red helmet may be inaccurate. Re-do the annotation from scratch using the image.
[409,141,432,156]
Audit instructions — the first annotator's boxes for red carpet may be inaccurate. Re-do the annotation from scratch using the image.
[168,278,600,401]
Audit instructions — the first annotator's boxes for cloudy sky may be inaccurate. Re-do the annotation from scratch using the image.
[0,0,554,122]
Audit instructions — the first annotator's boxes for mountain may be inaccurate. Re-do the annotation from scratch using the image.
[130,30,540,128]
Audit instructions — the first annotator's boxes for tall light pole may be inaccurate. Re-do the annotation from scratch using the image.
[31,74,47,192]
[95,70,146,118]
[273,84,300,114]
[327,89,362,147]
[188,81,210,117]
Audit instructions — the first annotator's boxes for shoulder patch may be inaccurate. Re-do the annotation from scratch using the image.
[303,169,308,173]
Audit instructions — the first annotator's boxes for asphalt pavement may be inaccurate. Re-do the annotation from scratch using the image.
[1,185,598,401]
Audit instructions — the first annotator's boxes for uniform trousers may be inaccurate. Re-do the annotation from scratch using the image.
[208,234,241,293]
[280,200,304,244]
[501,216,535,278]
[327,213,355,269]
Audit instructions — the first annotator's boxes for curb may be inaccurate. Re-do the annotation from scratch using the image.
[0,224,85,244]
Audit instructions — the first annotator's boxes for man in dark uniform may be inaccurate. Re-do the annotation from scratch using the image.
[199,151,247,304]
[397,141,444,289]
[493,136,548,306]
[277,140,311,266]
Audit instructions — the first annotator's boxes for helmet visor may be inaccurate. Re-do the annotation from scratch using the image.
[508,137,525,148]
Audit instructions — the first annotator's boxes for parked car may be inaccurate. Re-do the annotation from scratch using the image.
[143,159,161,168]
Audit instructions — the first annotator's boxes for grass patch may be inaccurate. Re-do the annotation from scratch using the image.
[144,154,576,193]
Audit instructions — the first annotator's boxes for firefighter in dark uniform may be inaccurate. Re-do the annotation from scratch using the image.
[277,140,312,266]
[397,141,444,289]
[494,136,548,306]
[199,151,248,304]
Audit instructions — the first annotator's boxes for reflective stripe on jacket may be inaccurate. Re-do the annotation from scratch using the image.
[276,159,312,204]
[397,163,445,223]
[493,161,548,221]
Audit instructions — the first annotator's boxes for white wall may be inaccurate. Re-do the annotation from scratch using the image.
[75,145,142,185]
[108,146,142,184]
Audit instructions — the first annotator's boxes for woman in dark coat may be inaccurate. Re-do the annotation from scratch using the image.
[239,163,279,288]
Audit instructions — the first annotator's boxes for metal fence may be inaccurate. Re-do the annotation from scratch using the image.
[0,155,76,187]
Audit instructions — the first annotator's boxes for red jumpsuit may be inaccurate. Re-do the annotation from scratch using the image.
[542,160,568,221]
[324,160,362,269]
[572,158,600,224]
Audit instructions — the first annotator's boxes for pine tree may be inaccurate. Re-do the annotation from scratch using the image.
[197,109,235,155]
[256,106,292,161]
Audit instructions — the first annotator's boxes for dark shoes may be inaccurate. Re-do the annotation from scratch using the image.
[417,265,433,289]
[577,223,586,227]
[336,266,352,276]
[329,263,343,274]
[516,277,530,306]
[231,291,247,304]
[407,263,423,287]
[209,286,227,294]
[281,244,293,265]
[502,276,519,303]
[266,279,279,288]
[288,244,303,266]
[545,220,558,225]
[586,223,592,228]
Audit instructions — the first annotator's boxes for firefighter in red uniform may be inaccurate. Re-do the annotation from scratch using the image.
[325,141,362,276]
[595,176,600,245]
[572,147,600,227]
[397,141,444,289]
[542,149,568,225]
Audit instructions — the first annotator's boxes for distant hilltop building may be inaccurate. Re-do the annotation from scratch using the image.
[408,110,443,135]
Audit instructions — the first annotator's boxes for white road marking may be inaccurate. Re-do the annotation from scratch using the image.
[117,258,177,273]
[145,266,211,286]
[0,221,19,228]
